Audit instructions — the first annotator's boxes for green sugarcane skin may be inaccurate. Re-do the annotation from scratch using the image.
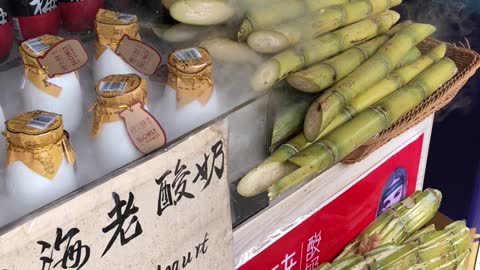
[248,0,403,53]
[404,224,437,243]
[237,0,352,41]
[290,57,456,180]
[303,23,437,142]
[250,11,399,92]
[399,47,422,67]
[287,36,390,93]
[335,189,442,260]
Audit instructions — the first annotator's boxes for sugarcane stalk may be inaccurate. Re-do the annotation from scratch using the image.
[270,87,317,148]
[237,0,354,41]
[169,0,236,26]
[199,38,264,65]
[399,47,422,67]
[404,224,436,243]
[251,11,399,92]
[269,58,457,200]
[303,23,437,141]
[287,27,417,93]
[335,189,442,261]
[317,43,446,137]
[247,0,402,53]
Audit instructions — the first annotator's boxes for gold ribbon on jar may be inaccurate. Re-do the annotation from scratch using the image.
[89,74,148,137]
[95,9,141,60]
[3,111,76,180]
[167,47,215,108]
[19,35,76,98]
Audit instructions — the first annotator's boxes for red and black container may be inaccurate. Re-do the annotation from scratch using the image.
[0,0,13,62]
[11,0,61,41]
[59,0,104,32]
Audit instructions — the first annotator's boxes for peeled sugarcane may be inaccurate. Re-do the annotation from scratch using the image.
[199,38,264,65]
[250,11,399,92]
[247,0,402,53]
[169,0,236,25]
[318,43,447,137]
[268,58,457,200]
[303,23,436,142]
[236,42,435,197]
[335,189,442,261]
[237,0,354,41]
[286,21,414,93]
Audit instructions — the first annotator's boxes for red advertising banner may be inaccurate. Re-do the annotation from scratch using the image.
[239,135,424,270]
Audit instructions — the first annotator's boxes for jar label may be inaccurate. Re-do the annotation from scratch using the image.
[25,37,50,54]
[26,113,58,130]
[37,38,89,77]
[116,34,162,76]
[120,103,166,154]
[175,48,203,61]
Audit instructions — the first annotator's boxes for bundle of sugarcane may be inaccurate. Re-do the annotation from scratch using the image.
[247,0,402,53]
[237,0,354,41]
[250,11,400,92]
[303,23,437,141]
[236,43,445,197]
[270,44,425,150]
[286,32,420,93]
[268,58,457,200]
[335,189,442,260]
[320,220,472,270]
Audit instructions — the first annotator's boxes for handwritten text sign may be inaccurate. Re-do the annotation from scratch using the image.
[0,121,233,270]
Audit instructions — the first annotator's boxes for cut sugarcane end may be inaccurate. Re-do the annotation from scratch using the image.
[251,60,281,92]
[162,0,177,9]
[287,74,320,93]
[237,162,297,197]
[169,0,235,25]
[238,20,253,41]
[430,43,447,58]
[303,101,324,142]
[247,30,290,54]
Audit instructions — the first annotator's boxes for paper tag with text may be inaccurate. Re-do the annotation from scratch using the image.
[37,38,89,77]
[120,103,166,154]
[116,35,162,76]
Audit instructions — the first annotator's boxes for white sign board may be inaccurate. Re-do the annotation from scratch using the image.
[0,121,233,270]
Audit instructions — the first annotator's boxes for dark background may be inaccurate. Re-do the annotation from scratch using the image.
[397,0,480,227]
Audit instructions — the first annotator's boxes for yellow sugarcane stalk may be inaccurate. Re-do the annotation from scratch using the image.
[268,58,457,200]
[286,23,417,93]
[238,0,354,41]
[303,23,436,142]
[247,0,402,53]
[236,41,441,198]
[250,11,399,92]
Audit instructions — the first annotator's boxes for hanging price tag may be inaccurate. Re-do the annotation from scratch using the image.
[120,103,167,154]
[37,38,89,77]
[116,35,162,76]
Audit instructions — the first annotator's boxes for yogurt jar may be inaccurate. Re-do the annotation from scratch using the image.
[160,47,218,139]
[90,74,148,173]
[19,35,84,133]
[4,111,77,211]
[93,9,142,82]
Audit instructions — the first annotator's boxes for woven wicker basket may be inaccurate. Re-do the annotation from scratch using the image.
[342,38,480,164]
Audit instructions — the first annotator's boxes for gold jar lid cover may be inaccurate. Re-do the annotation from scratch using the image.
[95,9,140,58]
[167,47,214,108]
[90,74,148,136]
[168,47,212,74]
[4,111,76,180]
[20,35,63,68]
[19,35,68,98]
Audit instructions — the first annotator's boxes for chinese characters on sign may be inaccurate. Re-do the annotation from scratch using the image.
[156,140,225,216]
[269,230,322,270]
[29,139,227,270]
